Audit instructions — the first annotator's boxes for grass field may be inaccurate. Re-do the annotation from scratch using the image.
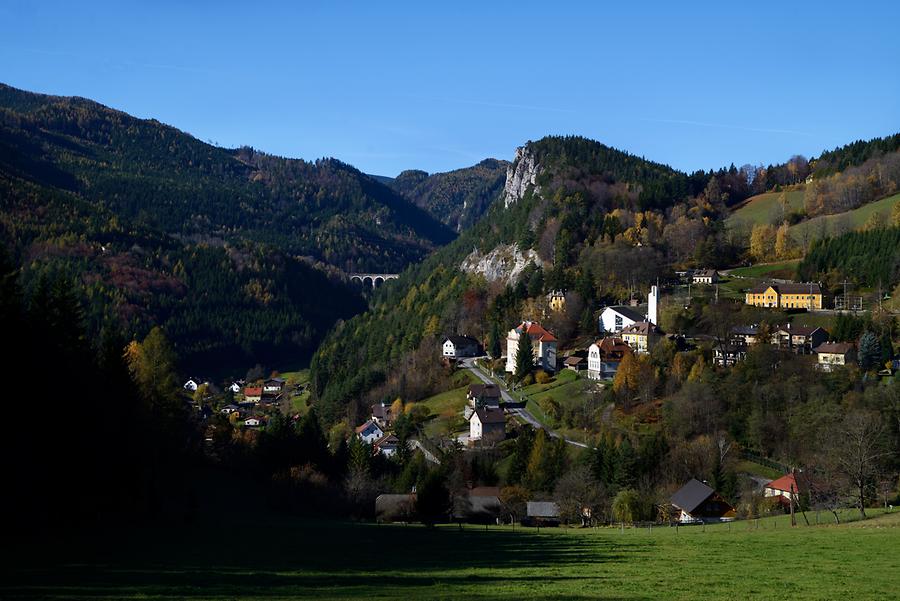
[789,192,900,242]
[727,189,805,230]
[6,510,900,600]
[728,259,800,279]
[418,370,480,437]
[280,369,311,413]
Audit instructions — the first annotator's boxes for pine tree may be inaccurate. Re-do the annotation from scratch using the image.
[514,325,534,381]
[858,331,881,371]
[489,321,503,359]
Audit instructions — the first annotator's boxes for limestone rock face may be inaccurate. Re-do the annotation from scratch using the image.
[503,146,540,208]
[460,243,541,284]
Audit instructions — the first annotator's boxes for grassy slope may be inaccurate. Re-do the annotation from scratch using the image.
[727,189,805,229]
[789,192,900,241]
[6,510,899,600]
[418,370,480,437]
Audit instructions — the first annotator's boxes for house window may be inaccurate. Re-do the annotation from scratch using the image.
[615,315,623,330]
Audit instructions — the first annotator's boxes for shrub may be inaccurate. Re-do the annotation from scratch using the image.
[535,370,552,384]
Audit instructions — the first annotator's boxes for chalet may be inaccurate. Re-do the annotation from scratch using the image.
[371,402,394,427]
[563,354,588,372]
[467,383,501,408]
[692,269,718,284]
[442,335,480,358]
[713,343,748,367]
[814,342,856,371]
[587,337,632,380]
[263,378,285,395]
[243,416,265,428]
[220,404,239,415]
[764,472,803,508]
[228,381,243,394]
[355,420,385,444]
[621,321,663,354]
[469,407,505,444]
[505,321,557,373]
[745,282,824,310]
[670,479,736,523]
[243,386,263,404]
[547,290,566,312]
[789,326,829,354]
[373,434,400,457]
[524,501,560,527]
[730,325,760,347]
[183,378,202,391]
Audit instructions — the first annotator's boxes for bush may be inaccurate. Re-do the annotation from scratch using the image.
[535,370,552,384]
[522,373,535,386]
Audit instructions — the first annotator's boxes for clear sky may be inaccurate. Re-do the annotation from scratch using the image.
[2,1,898,177]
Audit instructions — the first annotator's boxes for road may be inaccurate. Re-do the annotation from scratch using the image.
[459,357,592,449]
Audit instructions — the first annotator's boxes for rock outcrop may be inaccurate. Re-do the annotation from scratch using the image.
[460,243,541,284]
[503,146,540,208]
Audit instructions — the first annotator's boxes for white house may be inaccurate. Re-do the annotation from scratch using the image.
[692,269,719,285]
[221,404,239,415]
[763,473,802,507]
[587,337,632,380]
[243,417,264,427]
[469,407,505,444]
[599,285,659,333]
[263,378,285,395]
[442,335,480,358]
[373,434,400,457]
[183,378,202,391]
[814,342,856,371]
[228,382,242,393]
[505,321,557,373]
[355,420,385,444]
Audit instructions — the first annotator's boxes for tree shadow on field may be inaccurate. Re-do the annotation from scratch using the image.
[1,519,646,600]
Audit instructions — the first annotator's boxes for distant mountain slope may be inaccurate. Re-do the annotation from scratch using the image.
[0,82,457,371]
[388,159,508,231]
[0,83,454,273]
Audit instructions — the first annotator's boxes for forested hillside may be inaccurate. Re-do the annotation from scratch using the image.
[388,159,508,231]
[0,83,455,371]
[310,136,739,420]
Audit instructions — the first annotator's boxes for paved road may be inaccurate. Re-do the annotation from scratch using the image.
[459,357,592,450]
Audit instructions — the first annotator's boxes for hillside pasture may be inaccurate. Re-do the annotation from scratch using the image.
[727,189,805,231]
[789,192,900,244]
[5,511,900,600]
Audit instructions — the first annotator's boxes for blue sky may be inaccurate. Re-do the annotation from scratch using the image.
[1,1,898,176]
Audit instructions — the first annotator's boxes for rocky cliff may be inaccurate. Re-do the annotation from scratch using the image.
[459,243,542,284]
[503,146,541,208]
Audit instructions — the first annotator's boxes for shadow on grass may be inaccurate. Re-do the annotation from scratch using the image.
[2,520,646,600]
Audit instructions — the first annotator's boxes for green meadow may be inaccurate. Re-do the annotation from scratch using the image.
[788,192,900,242]
[5,510,899,600]
[727,189,805,230]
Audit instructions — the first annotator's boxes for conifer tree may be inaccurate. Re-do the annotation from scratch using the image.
[514,325,534,381]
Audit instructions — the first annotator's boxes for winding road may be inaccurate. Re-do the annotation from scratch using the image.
[459,357,592,449]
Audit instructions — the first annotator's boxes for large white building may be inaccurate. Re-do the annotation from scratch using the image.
[598,285,659,333]
[505,321,558,373]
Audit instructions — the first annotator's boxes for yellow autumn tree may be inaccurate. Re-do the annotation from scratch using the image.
[774,222,794,259]
[749,224,776,262]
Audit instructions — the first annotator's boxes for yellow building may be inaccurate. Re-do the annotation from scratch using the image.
[745,282,824,310]
[547,290,566,312]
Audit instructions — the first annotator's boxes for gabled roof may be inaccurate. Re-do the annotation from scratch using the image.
[621,321,662,336]
[748,282,822,295]
[694,269,718,278]
[374,434,399,448]
[264,377,285,385]
[355,419,382,434]
[670,479,715,513]
[765,473,801,494]
[814,342,854,354]
[790,326,826,337]
[243,386,262,396]
[371,403,392,419]
[602,305,646,323]
[469,383,501,398]
[592,337,632,360]
[514,321,557,343]
[445,335,479,346]
[473,407,505,424]
[564,355,587,365]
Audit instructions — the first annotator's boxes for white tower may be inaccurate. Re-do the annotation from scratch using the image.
[647,285,658,325]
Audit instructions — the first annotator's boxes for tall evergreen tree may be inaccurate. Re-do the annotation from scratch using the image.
[489,320,503,359]
[858,331,881,371]
[514,326,534,381]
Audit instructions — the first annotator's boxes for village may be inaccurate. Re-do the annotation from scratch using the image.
[184,268,899,527]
